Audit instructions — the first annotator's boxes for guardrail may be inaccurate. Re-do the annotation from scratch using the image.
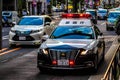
[101,37,120,80]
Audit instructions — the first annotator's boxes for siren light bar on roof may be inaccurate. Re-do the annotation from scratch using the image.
[61,13,92,18]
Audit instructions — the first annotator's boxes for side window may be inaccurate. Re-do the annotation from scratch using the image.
[45,17,51,23]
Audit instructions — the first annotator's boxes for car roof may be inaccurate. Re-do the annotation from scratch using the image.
[22,15,51,18]
[98,8,107,10]
[58,19,93,26]
[109,10,120,13]
[86,9,96,11]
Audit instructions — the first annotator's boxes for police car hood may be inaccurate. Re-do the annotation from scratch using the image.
[41,39,97,50]
[12,25,44,31]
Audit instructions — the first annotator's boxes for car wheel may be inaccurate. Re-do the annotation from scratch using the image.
[102,42,105,61]
[9,44,16,48]
[106,25,110,31]
[38,67,47,73]
[115,22,120,35]
[93,54,98,72]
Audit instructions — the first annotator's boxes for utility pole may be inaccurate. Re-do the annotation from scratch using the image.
[0,0,2,50]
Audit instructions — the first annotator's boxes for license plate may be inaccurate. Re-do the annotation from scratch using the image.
[19,37,26,40]
[57,60,69,66]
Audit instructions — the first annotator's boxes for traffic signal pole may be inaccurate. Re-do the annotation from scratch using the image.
[0,0,2,50]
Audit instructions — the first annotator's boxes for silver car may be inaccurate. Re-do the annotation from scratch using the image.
[9,15,52,47]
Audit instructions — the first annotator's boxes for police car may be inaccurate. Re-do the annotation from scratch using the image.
[9,15,52,47]
[97,8,108,20]
[106,11,120,31]
[86,9,97,24]
[37,13,105,72]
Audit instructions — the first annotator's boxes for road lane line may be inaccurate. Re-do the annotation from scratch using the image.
[101,22,106,25]
[0,48,8,53]
[0,48,21,56]
[2,35,9,40]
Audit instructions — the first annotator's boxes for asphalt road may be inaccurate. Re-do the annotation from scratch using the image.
[0,20,117,80]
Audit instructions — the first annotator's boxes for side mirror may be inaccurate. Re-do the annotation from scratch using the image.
[12,22,17,26]
[41,35,49,42]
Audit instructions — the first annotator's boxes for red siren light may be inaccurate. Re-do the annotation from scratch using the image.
[61,13,91,18]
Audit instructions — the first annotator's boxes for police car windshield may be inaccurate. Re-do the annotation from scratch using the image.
[86,11,95,16]
[98,10,107,13]
[108,12,120,18]
[18,17,43,25]
[50,26,94,39]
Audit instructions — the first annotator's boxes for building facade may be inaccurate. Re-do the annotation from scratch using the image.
[26,0,48,15]
[3,0,17,11]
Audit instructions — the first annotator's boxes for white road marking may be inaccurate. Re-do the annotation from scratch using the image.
[101,22,106,25]
[104,35,117,42]
[2,35,9,40]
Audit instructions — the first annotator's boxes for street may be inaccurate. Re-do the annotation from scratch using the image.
[0,20,117,80]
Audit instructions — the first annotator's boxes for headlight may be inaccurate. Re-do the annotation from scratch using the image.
[10,29,16,33]
[42,49,48,55]
[80,49,93,55]
[39,49,48,55]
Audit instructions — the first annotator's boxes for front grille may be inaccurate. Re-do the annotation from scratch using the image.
[49,49,78,60]
[12,35,35,41]
[16,31,31,36]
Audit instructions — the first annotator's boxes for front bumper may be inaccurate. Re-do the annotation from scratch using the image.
[9,31,43,45]
[106,23,115,28]
[37,54,96,70]
[9,39,41,45]
[37,62,94,70]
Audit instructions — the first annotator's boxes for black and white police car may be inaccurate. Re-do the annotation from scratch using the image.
[37,13,105,72]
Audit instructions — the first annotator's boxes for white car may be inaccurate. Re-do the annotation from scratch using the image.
[9,15,52,47]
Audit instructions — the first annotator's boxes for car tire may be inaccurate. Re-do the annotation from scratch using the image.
[38,67,47,73]
[115,22,120,35]
[9,44,16,48]
[93,54,98,73]
[102,42,105,61]
[106,25,110,31]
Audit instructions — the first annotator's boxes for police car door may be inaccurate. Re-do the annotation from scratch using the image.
[94,26,104,60]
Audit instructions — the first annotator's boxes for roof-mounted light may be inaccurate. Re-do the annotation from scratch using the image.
[61,13,91,18]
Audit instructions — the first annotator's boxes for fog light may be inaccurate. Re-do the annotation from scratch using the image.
[69,60,74,66]
[34,42,40,45]
[52,60,57,65]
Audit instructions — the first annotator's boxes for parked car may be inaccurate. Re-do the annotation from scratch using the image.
[86,9,97,24]
[2,11,19,27]
[97,8,108,20]
[114,15,120,35]
[9,15,53,47]
[106,11,120,31]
